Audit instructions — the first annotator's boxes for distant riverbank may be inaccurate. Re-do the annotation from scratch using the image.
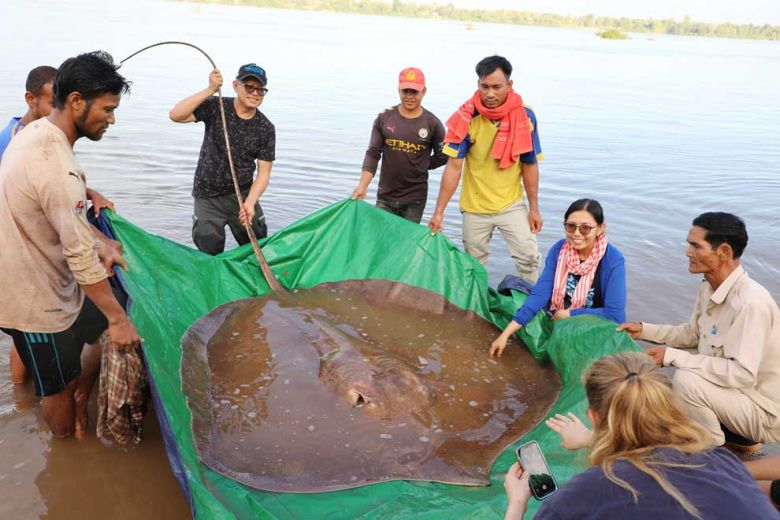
[181,0,779,41]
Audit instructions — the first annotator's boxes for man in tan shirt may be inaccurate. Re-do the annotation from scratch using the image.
[619,212,780,449]
[0,64,116,386]
[0,51,140,438]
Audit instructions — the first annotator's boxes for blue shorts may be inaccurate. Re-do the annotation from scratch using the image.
[2,296,108,397]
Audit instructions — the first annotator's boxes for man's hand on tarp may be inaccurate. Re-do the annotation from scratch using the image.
[86,187,115,217]
[616,321,642,339]
[99,238,129,276]
[428,212,444,235]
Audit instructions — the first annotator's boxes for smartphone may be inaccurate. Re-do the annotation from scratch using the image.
[516,441,558,500]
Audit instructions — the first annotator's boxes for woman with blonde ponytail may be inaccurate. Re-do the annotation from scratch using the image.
[504,352,779,519]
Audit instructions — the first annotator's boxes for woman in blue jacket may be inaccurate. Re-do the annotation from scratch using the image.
[490,198,626,358]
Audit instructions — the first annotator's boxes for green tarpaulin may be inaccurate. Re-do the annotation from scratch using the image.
[106,199,639,519]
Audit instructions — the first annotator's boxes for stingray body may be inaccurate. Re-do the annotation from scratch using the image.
[313,313,436,421]
[182,280,561,493]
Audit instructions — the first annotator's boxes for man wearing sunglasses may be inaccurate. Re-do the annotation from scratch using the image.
[170,63,275,255]
[351,67,447,223]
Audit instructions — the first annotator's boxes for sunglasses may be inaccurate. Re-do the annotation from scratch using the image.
[401,88,421,96]
[241,82,268,96]
[564,222,596,235]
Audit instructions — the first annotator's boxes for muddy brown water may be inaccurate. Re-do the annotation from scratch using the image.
[0,351,191,520]
[182,281,561,492]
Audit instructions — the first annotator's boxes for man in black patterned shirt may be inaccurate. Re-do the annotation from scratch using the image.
[170,63,275,255]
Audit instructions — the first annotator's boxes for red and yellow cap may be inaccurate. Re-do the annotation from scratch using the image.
[398,67,425,91]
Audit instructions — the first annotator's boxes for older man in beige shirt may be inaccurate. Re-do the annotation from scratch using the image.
[619,212,780,449]
[0,51,139,438]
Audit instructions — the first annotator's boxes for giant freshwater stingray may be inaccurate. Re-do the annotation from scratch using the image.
[182,280,561,493]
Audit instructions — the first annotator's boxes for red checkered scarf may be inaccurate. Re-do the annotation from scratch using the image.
[444,89,533,169]
[550,234,608,311]
[96,331,149,445]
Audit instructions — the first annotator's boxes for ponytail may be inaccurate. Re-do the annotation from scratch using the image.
[584,352,711,519]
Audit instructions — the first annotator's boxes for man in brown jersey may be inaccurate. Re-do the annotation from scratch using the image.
[352,67,447,224]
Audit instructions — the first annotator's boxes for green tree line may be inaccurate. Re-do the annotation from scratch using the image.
[184,0,780,41]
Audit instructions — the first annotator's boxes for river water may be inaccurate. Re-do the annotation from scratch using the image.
[0,0,778,517]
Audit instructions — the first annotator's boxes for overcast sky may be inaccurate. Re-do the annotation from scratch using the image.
[431,0,780,25]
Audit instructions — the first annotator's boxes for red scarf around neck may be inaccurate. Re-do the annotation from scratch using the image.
[444,89,532,169]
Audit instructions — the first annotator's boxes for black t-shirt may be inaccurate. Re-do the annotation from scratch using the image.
[361,106,447,203]
[192,96,275,199]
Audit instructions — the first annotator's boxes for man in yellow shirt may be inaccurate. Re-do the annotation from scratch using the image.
[428,55,543,282]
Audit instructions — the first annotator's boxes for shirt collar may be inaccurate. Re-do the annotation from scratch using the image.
[710,265,746,305]
[10,118,24,137]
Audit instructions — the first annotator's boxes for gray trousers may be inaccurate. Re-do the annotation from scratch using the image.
[461,198,541,283]
[192,190,267,255]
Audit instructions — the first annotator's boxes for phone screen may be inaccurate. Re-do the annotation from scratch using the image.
[517,441,558,500]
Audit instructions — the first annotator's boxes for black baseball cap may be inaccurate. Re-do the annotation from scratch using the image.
[236,63,267,85]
